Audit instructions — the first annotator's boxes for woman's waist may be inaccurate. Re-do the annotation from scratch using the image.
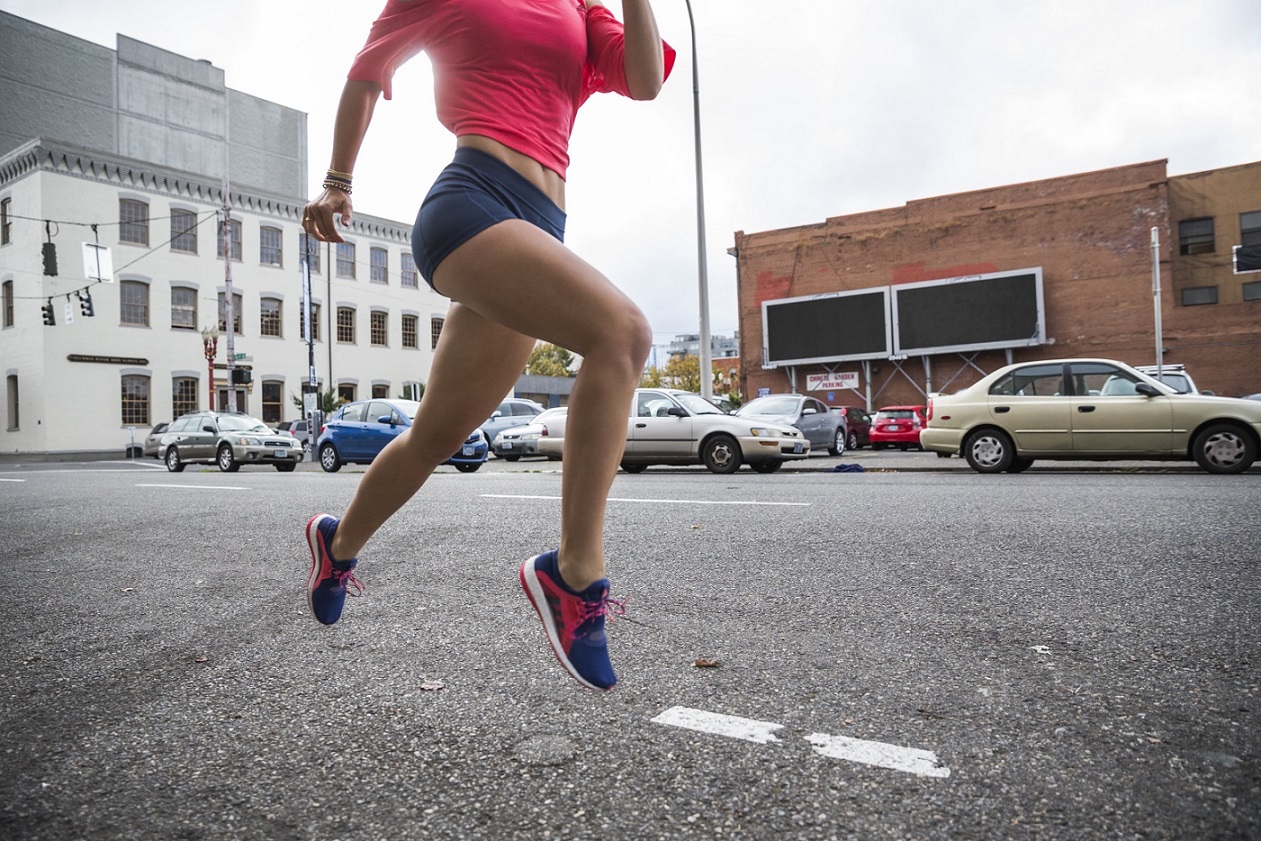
[455,135,566,210]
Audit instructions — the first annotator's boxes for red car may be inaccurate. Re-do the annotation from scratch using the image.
[870,405,927,450]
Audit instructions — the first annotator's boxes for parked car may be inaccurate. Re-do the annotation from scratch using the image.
[276,419,313,452]
[493,406,568,461]
[143,422,169,458]
[620,388,809,474]
[159,411,303,472]
[830,406,872,449]
[535,407,571,459]
[870,406,927,450]
[1134,363,1205,395]
[919,357,1261,474]
[736,394,847,455]
[317,399,489,473]
[481,398,546,454]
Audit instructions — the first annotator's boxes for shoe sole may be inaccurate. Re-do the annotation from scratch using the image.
[305,514,336,624]
[519,555,607,691]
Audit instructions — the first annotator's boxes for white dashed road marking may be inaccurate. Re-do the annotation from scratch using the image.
[135,484,251,491]
[652,706,950,778]
[0,478,26,482]
[482,494,810,507]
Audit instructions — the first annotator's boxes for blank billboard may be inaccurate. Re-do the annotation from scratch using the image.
[763,289,890,366]
[891,269,1044,356]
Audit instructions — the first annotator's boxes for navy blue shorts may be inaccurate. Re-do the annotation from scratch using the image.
[412,147,567,293]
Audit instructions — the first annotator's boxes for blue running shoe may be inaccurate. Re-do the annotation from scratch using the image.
[520,551,624,691]
[305,514,363,625]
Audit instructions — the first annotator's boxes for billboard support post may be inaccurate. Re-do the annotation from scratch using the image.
[1151,227,1163,379]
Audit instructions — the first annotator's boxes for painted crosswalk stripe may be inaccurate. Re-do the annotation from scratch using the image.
[652,706,950,778]
[651,706,784,744]
[482,494,810,507]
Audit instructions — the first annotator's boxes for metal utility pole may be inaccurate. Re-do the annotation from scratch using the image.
[683,0,713,400]
[1151,226,1163,380]
[301,238,320,441]
[222,177,237,413]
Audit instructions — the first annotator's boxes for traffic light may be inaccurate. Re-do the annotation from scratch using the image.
[78,290,95,317]
[42,242,58,276]
[41,300,55,326]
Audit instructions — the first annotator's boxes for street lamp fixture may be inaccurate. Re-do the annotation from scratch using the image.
[201,326,220,412]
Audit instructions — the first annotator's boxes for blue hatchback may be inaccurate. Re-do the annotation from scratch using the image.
[316,398,489,473]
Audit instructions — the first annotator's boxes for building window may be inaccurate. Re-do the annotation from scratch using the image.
[1243,280,1261,301]
[218,292,243,335]
[1241,211,1261,248]
[299,233,321,272]
[2,280,12,328]
[119,199,149,246]
[1180,285,1218,306]
[1178,218,1214,256]
[370,247,388,283]
[300,302,321,342]
[173,377,198,416]
[402,382,422,401]
[171,287,197,330]
[261,297,282,337]
[260,226,283,267]
[372,384,389,398]
[337,383,356,403]
[5,374,17,430]
[120,280,150,326]
[402,314,418,348]
[121,374,150,426]
[370,310,388,346]
[261,381,282,424]
[217,218,242,261]
[401,252,417,288]
[171,209,198,254]
[337,242,356,278]
[1,197,11,245]
[337,307,355,343]
[431,317,444,350]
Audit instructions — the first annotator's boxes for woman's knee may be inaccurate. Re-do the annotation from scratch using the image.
[603,306,653,371]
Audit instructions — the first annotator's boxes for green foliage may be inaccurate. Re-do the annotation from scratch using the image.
[525,343,577,377]
[640,354,743,407]
[290,388,343,414]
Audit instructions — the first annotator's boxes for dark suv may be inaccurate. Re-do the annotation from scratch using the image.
[159,411,303,473]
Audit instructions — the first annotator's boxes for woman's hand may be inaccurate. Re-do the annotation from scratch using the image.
[302,188,352,243]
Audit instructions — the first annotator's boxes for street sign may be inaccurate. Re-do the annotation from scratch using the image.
[233,352,248,360]
[807,373,858,391]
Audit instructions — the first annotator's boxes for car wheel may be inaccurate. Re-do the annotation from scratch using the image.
[750,461,782,473]
[702,435,742,474]
[319,442,342,473]
[165,448,185,473]
[1191,422,1256,474]
[454,462,481,473]
[1007,457,1035,473]
[217,444,240,473]
[503,454,521,462]
[847,431,859,450]
[964,428,1016,474]
[873,443,886,451]
[620,461,647,473]
[274,462,297,472]
[828,428,846,457]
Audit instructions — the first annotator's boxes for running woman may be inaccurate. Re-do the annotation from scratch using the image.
[301,0,674,691]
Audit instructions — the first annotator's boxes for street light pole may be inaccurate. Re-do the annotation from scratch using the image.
[201,326,220,411]
[683,0,713,400]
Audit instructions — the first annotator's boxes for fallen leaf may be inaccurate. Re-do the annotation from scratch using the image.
[690,524,702,530]
[194,656,209,664]
[419,680,444,691]
[692,659,721,668]
[121,588,135,593]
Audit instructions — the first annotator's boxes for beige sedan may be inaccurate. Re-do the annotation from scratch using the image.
[920,358,1261,474]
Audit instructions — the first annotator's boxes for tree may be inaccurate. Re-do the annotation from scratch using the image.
[640,355,743,407]
[525,342,577,377]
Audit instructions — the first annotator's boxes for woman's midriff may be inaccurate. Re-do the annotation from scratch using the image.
[456,135,567,211]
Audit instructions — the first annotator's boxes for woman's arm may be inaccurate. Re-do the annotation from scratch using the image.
[303,79,383,243]
[591,0,665,100]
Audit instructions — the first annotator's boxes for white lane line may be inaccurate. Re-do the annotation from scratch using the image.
[482,494,810,507]
[807,732,951,778]
[136,484,251,490]
[652,706,951,778]
[0,478,26,483]
[651,706,783,744]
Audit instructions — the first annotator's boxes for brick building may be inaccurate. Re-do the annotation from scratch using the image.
[732,159,1261,409]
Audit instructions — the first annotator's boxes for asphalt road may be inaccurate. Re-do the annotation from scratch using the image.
[2,454,1258,840]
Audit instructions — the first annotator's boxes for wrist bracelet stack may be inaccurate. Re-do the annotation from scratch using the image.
[323,168,353,194]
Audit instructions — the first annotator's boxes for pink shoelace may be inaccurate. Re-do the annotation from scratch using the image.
[332,567,364,597]
[576,593,627,626]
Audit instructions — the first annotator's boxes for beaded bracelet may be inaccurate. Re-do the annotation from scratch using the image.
[323,173,352,194]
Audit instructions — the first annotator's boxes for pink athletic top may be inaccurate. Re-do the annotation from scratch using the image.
[348,0,677,179]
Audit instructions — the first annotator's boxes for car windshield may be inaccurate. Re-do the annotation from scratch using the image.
[218,416,271,433]
[737,396,799,417]
[391,400,422,420]
[1156,374,1192,393]
[674,393,725,415]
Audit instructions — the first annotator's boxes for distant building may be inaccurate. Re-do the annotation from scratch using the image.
[666,331,740,360]
[0,10,450,458]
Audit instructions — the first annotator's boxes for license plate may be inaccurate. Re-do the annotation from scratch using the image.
[887,425,901,432]
[273,449,288,458]
[462,446,475,456]
[793,442,804,454]
[502,442,513,449]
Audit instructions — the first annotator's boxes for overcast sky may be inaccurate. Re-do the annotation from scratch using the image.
[3,0,1259,353]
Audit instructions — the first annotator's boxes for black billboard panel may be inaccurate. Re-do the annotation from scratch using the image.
[763,288,890,366]
[892,269,1045,356]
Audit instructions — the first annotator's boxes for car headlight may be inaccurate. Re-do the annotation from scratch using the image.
[520,432,540,441]
[749,427,779,437]
[235,437,262,446]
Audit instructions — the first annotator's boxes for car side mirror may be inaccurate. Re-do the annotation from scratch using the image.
[802,408,816,415]
[667,406,687,418]
[491,411,502,419]
[202,425,215,433]
[377,415,394,425]
[1202,389,1215,396]
[1135,382,1160,397]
